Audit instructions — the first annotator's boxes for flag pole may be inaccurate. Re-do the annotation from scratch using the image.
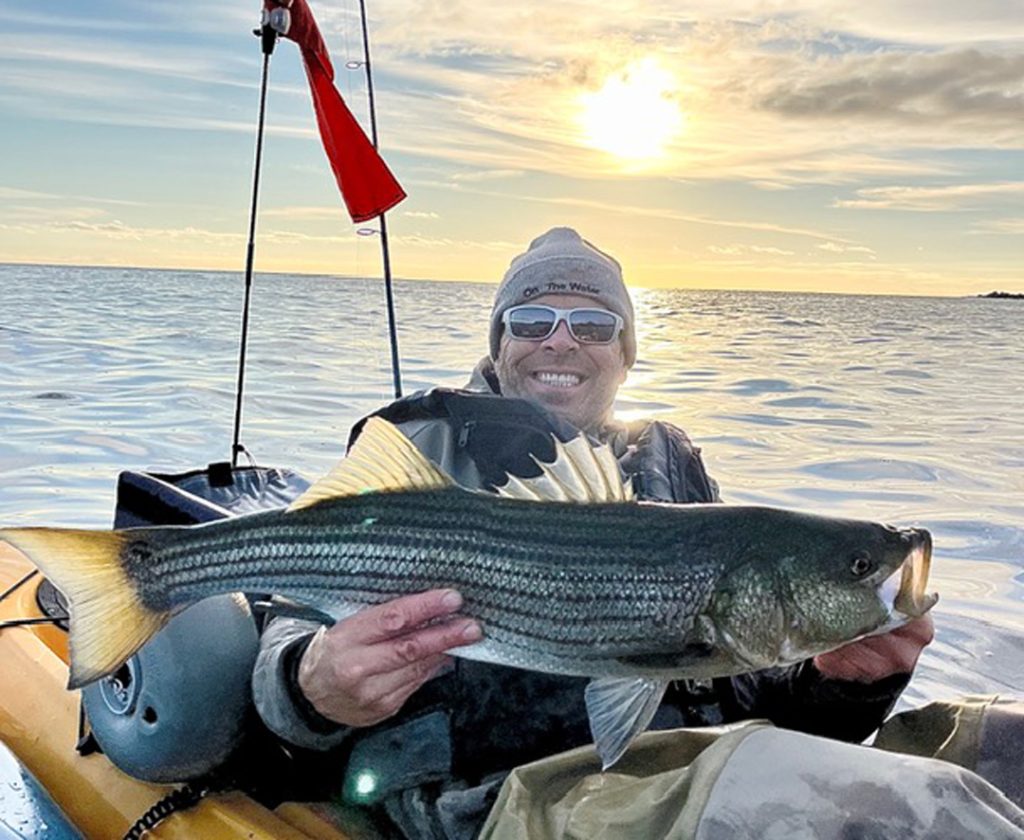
[231,18,280,467]
[356,0,403,399]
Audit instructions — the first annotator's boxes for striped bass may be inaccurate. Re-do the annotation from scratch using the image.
[0,417,937,768]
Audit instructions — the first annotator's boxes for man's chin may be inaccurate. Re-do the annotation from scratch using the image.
[524,385,578,412]
[503,380,601,429]
[529,393,595,430]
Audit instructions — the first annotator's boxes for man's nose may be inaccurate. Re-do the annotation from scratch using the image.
[541,319,578,351]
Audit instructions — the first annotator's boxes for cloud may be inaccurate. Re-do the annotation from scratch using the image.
[61,220,140,236]
[0,186,143,211]
[772,0,1024,45]
[0,78,314,138]
[708,244,744,256]
[444,187,855,243]
[0,187,58,200]
[970,218,1024,235]
[403,211,441,219]
[370,0,1024,53]
[0,38,245,88]
[261,206,351,221]
[19,218,363,249]
[684,254,981,296]
[370,17,1024,186]
[6,4,1022,189]
[451,169,525,182]
[834,182,1024,211]
[708,244,795,256]
[758,49,1024,133]
[818,241,876,255]
[745,153,954,188]
[390,233,519,252]
[0,205,109,224]
[4,3,254,39]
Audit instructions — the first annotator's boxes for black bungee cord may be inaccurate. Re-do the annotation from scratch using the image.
[0,569,67,630]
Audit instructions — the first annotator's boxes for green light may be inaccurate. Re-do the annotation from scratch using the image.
[354,770,378,800]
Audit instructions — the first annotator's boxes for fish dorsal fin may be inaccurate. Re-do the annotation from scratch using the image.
[288,417,454,512]
[495,433,635,503]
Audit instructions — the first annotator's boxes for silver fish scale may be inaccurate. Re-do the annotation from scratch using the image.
[133,490,724,664]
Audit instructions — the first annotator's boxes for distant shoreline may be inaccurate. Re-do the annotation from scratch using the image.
[978,291,1024,299]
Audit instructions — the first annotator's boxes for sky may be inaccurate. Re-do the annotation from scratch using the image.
[0,0,1021,296]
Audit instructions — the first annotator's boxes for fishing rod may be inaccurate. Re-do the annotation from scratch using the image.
[231,15,281,468]
[351,0,403,400]
[230,2,403,467]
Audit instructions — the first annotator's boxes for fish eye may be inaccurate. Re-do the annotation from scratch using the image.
[850,553,875,577]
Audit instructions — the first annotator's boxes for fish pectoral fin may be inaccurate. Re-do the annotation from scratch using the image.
[495,433,634,504]
[288,417,455,512]
[585,676,669,770]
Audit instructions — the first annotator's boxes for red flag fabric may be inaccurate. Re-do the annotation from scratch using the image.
[266,0,406,223]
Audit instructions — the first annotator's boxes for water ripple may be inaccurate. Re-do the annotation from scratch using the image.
[2,269,1023,702]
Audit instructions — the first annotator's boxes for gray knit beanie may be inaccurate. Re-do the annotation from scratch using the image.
[489,227,636,366]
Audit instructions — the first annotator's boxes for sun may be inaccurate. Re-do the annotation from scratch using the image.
[578,58,683,161]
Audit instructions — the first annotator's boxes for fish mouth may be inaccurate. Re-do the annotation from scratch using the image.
[889,529,938,618]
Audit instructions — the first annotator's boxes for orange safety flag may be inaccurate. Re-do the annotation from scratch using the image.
[265,0,406,222]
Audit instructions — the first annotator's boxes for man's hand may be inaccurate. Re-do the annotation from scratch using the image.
[297,589,482,727]
[813,614,934,683]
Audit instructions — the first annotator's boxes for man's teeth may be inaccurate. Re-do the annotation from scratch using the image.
[536,372,581,388]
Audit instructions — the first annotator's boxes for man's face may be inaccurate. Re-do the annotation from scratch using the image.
[494,293,628,431]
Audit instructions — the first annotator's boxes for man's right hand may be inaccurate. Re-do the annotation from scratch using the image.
[296,589,482,727]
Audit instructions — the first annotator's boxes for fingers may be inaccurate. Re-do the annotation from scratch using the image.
[872,615,934,674]
[297,589,483,728]
[344,589,466,645]
[814,640,895,682]
[813,615,935,683]
[328,613,481,683]
[895,614,935,647]
[312,653,452,727]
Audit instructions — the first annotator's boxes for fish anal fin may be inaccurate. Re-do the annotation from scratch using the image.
[584,676,669,770]
[495,433,633,504]
[289,417,454,512]
[0,527,171,690]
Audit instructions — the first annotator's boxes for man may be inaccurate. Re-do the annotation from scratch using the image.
[253,227,933,836]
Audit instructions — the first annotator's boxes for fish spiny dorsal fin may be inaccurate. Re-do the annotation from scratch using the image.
[288,417,454,512]
[495,433,634,503]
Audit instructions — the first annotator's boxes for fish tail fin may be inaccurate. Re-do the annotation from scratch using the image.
[0,527,171,689]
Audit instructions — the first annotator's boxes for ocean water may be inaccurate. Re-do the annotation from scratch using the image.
[1,263,1022,709]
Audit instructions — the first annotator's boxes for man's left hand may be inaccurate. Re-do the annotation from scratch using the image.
[813,614,935,683]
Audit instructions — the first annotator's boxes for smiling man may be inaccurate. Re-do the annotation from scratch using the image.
[486,227,633,432]
[252,227,933,840]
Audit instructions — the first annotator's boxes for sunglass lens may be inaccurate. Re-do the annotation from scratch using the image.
[569,310,618,343]
[507,306,557,339]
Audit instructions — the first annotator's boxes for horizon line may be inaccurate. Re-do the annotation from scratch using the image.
[0,259,1013,301]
